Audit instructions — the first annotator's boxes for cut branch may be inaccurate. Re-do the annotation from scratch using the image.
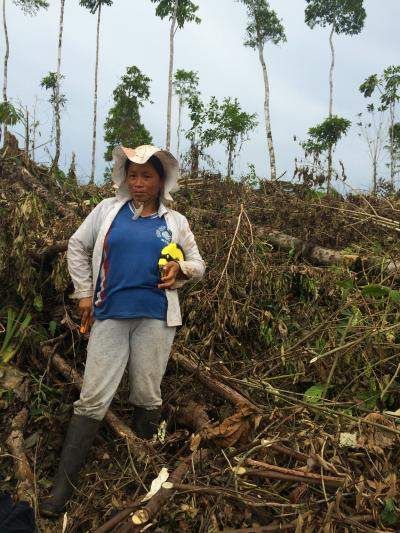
[6,408,35,504]
[172,352,259,410]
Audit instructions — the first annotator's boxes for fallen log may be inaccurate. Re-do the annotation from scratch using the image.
[6,408,35,505]
[17,166,73,219]
[29,240,68,265]
[41,347,149,458]
[254,226,400,275]
[172,352,259,411]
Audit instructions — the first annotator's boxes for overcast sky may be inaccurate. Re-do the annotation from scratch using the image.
[2,0,399,190]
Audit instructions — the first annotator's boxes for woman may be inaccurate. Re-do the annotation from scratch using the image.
[41,144,205,517]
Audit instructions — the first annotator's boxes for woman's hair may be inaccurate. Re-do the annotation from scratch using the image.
[124,155,165,179]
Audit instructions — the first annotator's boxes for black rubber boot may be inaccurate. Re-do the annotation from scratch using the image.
[40,414,100,518]
[132,406,161,440]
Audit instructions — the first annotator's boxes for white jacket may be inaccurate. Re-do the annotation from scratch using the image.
[67,197,205,327]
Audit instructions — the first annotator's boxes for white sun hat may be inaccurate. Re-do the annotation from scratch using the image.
[111,144,180,202]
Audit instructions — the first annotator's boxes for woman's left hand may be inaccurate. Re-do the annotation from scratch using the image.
[158,261,183,289]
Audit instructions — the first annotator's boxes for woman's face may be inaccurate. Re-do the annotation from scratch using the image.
[125,161,163,206]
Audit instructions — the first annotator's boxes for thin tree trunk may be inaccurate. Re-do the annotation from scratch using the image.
[258,41,276,181]
[176,95,182,162]
[227,142,233,178]
[190,140,199,176]
[2,0,9,144]
[53,0,65,169]
[389,102,395,187]
[327,25,335,192]
[31,97,37,162]
[24,106,29,161]
[166,0,178,151]
[90,3,101,184]
[372,157,377,195]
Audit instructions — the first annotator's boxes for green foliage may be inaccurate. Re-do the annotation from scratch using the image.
[202,96,258,177]
[302,115,351,156]
[104,66,152,161]
[174,69,199,104]
[0,101,23,127]
[0,307,32,365]
[381,498,399,527]
[304,383,324,404]
[12,0,48,15]
[40,72,66,107]
[305,0,366,35]
[241,0,286,49]
[361,284,400,303]
[150,0,201,28]
[360,66,400,111]
[79,0,113,14]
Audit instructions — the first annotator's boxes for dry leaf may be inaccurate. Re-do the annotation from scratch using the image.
[190,404,261,451]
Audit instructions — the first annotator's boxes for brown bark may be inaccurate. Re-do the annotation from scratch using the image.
[30,239,68,265]
[242,458,345,488]
[41,347,150,458]
[174,400,211,431]
[6,408,35,504]
[172,352,259,411]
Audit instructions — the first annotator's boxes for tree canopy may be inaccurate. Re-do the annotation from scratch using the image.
[305,0,366,35]
[150,0,200,28]
[79,0,113,14]
[241,0,286,49]
[103,66,152,161]
[12,0,49,15]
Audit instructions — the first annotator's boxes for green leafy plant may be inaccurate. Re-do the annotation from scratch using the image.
[304,383,324,404]
[0,307,32,364]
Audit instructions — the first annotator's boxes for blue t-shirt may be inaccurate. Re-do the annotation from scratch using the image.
[94,202,172,320]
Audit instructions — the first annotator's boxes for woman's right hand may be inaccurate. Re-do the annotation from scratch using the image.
[78,297,93,327]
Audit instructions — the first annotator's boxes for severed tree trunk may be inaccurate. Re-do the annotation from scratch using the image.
[327,25,335,193]
[2,0,9,144]
[53,0,65,169]
[166,0,178,151]
[176,94,182,162]
[258,41,277,181]
[90,2,101,184]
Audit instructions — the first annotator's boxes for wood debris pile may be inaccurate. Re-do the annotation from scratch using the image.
[1,137,400,531]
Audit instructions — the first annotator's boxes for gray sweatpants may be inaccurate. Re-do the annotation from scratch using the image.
[74,318,176,421]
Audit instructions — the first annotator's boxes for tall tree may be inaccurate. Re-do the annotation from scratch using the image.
[80,0,113,183]
[40,71,67,150]
[103,65,152,162]
[1,0,48,143]
[150,0,200,151]
[186,92,206,175]
[302,115,351,188]
[360,66,400,186]
[173,69,198,161]
[241,0,286,181]
[356,104,385,196]
[204,96,258,178]
[53,0,65,169]
[305,0,366,189]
